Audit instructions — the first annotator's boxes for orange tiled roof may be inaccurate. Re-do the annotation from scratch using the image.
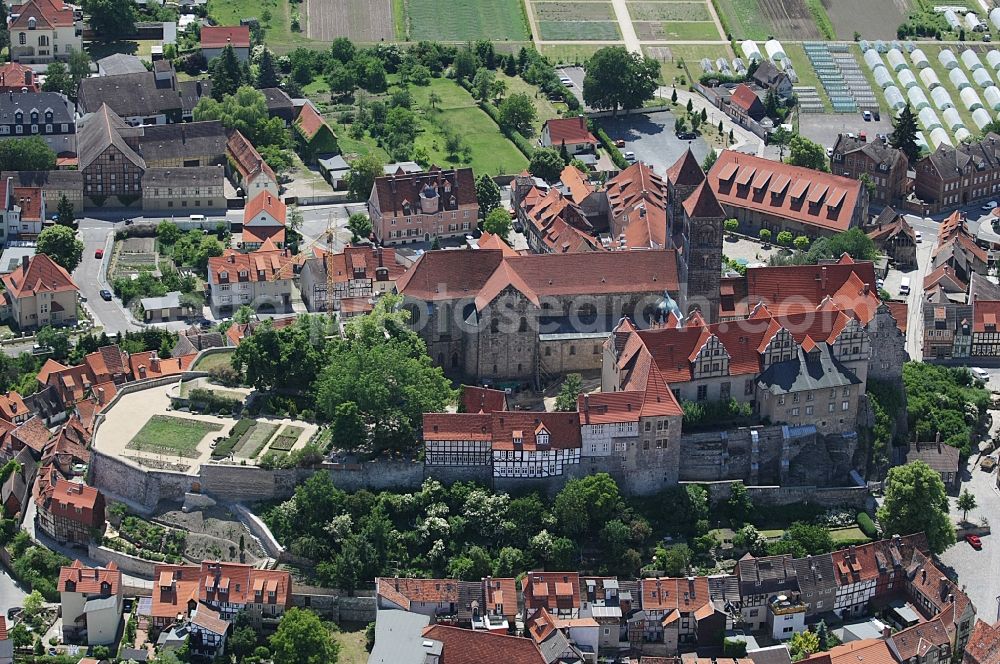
[544,116,597,146]
[459,385,507,414]
[559,165,594,205]
[294,102,328,141]
[800,640,895,664]
[0,390,27,421]
[1,253,77,299]
[226,130,276,184]
[59,560,120,595]
[129,352,196,380]
[12,186,42,221]
[0,62,37,92]
[421,624,547,664]
[477,231,518,256]
[9,0,74,29]
[709,150,863,233]
[242,225,285,246]
[578,380,682,423]
[208,245,294,285]
[244,190,286,225]
[522,571,581,612]
[376,577,462,610]
[640,576,713,613]
[606,162,668,249]
[485,577,518,619]
[965,620,1000,664]
[730,83,763,112]
[200,25,250,49]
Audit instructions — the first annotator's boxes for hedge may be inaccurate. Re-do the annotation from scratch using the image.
[189,388,242,414]
[857,512,879,538]
[595,127,629,170]
[212,418,255,458]
[478,99,535,159]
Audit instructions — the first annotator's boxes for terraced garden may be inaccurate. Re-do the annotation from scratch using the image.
[127,415,223,459]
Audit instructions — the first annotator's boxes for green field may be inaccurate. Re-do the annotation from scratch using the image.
[534,1,616,20]
[269,425,306,452]
[235,422,281,458]
[404,0,529,40]
[127,415,223,458]
[207,0,303,51]
[538,20,622,40]
[629,1,711,21]
[540,43,605,65]
[634,21,721,40]
[498,73,565,136]
[713,0,771,41]
[191,349,236,373]
[830,526,869,543]
[408,78,529,175]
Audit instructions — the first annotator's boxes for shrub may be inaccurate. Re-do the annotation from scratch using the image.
[189,388,242,415]
[595,127,629,169]
[857,512,879,538]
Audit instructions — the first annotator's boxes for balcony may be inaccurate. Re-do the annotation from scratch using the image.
[769,594,806,616]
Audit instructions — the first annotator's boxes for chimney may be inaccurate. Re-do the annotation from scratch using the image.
[21,255,29,272]
[921,569,927,583]
[97,387,105,405]
[583,393,590,413]
[821,266,828,291]
[151,353,160,372]
[863,283,870,295]
[882,626,892,638]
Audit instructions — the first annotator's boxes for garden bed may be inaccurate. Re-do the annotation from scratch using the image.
[212,419,255,458]
[234,422,280,458]
[268,425,304,452]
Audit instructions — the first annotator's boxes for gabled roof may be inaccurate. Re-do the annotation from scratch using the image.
[559,165,594,205]
[77,104,145,171]
[244,190,286,225]
[0,62,36,92]
[522,571,581,611]
[730,83,764,113]
[208,245,294,285]
[640,576,714,615]
[683,180,725,219]
[0,391,27,422]
[459,385,508,414]
[800,639,895,664]
[606,162,668,248]
[964,620,1000,664]
[523,187,604,254]
[294,102,332,141]
[578,380,682,424]
[10,0,74,29]
[666,147,706,187]
[227,130,276,184]
[59,560,121,596]
[543,116,597,145]
[200,25,251,49]
[376,577,465,610]
[421,624,547,664]
[423,411,582,451]
[1,252,77,299]
[371,166,477,217]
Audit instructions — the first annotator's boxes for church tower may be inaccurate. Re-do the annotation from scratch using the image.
[681,180,725,322]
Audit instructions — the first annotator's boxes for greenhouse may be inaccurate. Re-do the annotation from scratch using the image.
[966,12,981,31]
[910,48,930,69]
[988,50,1000,71]
[920,68,941,89]
[931,86,954,110]
[984,85,1000,110]
[992,7,1000,30]
[764,39,785,61]
[974,67,994,88]
[973,107,993,129]
[930,127,953,148]
[956,127,972,143]
[944,10,961,29]
[887,48,907,72]
[943,107,965,131]
[864,49,884,71]
[907,87,930,110]
[874,67,894,89]
[949,68,971,90]
[962,49,985,71]
[961,86,984,111]
[741,40,762,62]
[919,106,943,130]
[884,86,905,111]
[898,69,918,89]
[939,49,959,70]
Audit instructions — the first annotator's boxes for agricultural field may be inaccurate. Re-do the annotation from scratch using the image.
[538,20,622,40]
[633,21,721,40]
[825,0,911,41]
[208,0,301,51]
[402,0,529,41]
[628,1,711,21]
[714,0,823,40]
[127,415,223,459]
[306,0,394,41]
[534,1,616,20]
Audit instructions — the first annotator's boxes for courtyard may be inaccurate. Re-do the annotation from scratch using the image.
[94,381,319,474]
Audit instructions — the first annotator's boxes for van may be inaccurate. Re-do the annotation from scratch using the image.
[189,214,206,222]
[899,277,911,296]
[971,367,990,382]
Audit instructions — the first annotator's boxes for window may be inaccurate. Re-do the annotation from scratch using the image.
[842,401,850,411]
[697,385,707,401]
[569,345,576,355]
[791,407,799,416]
[806,405,813,415]
[18,33,25,46]
[745,379,753,395]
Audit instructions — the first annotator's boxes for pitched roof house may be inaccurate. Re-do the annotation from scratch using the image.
[541,117,598,153]
[1,253,78,330]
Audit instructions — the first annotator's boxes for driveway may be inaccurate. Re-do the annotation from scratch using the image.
[901,214,941,360]
[596,110,712,175]
[0,565,27,616]
[939,454,1000,623]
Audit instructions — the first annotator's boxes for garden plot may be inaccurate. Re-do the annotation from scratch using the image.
[266,425,306,453]
[406,0,529,40]
[233,422,280,458]
[126,415,223,459]
[633,21,720,40]
[626,1,711,21]
[537,20,622,40]
[534,1,616,20]
[113,237,159,279]
[306,0,394,41]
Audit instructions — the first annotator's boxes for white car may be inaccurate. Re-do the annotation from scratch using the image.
[624,151,637,162]
[914,230,922,242]
[983,201,998,212]
[559,76,573,86]
[971,367,990,382]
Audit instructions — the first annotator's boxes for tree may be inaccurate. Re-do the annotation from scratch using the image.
[555,373,583,412]
[727,482,754,524]
[55,194,76,230]
[475,174,502,215]
[794,235,810,251]
[770,126,793,159]
[891,103,921,164]
[529,147,564,182]
[157,220,182,245]
[36,326,70,360]
[583,46,660,115]
[347,153,384,202]
[759,228,772,244]
[483,208,513,242]
[10,623,31,650]
[859,172,876,198]
[787,134,828,171]
[331,401,365,452]
[454,48,476,80]
[498,93,536,133]
[427,91,442,110]
[313,296,455,454]
[232,317,328,392]
[230,625,259,662]
[269,608,339,664]
[786,522,834,555]
[347,212,373,242]
[553,473,623,538]
[702,150,718,172]
[776,230,793,248]
[256,48,281,88]
[489,78,507,104]
[789,630,820,661]
[957,488,977,522]
[877,461,956,554]
[234,305,254,325]
[764,88,780,118]
[732,524,767,556]
[661,543,692,576]
[0,137,56,171]
[83,0,136,37]
[671,88,678,103]
[724,219,739,237]
[193,87,285,151]
[37,225,83,272]
[210,45,250,99]
[472,67,495,101]
[22,590,44,622]
[686,98,694,113]
[41,61,71,96]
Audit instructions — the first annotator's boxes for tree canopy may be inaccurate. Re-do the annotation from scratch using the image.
[890,103,921,164]
[475,174,502,215]
[787,135,829,172]
[232,315,334,392]
[269,608,339,664]
[903,362,988,457]
[482,208,512,241]
[0,137,56,171]
[37,225,83,273]
[193,87,288,155]
[347,153,385,202]
[583,47,660,115]
[877,461,955,554]
[83,0,136,37]
[529,147,564,182]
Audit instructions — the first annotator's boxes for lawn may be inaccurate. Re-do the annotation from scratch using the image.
[830,526,869,543]
[332,628,369,664]
[497,73,565,136]
[405,0,529,41]
[713,0,772,41]
[334,125,392,160]
[208,0,303,51]
[408,78,529,176]
[191,349,236,373]
[127,415,223,458]
[268,425,305,452]
[538,20,622,40]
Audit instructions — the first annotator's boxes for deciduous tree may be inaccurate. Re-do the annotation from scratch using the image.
[957,488,977,522]
[37,225,83,272]
[347,212,373,242]
[555,373,583,411]
[83,0,136,37]
[788,134,829,172]
[475,174,502,215]
[0,137,56,171]
[583,46,660,115]
[877,461,956,554]
[269,608,339,664]
[346,153,384,202]
[483,208,512,242]
[529,147,564,182]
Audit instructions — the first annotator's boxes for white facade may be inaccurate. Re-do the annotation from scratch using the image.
[492,447,581,478]
[834,577,876,618]
[61,590,123,646]
[581,422,632,457]
[10,24,80,64]
[768,603,807,641]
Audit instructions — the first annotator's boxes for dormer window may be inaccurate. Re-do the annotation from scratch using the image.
[239,270,248,278]
[30,111,37,124]
[537,429,550,447]
[27,17,36,29]
[219,270,228,281]
[14,111,22,124]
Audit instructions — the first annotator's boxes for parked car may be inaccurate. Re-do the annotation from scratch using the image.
[614,139,626,148]
[971,367,990,382]
[983,201,998,212]
[966,534,983,549]
[30,344,50,356]
[94,248,104,259]
[980,456,996,472]
[914,230,922,243]
[7,607,21,621]
[676,131,698,140]
[624,151,637,162]
[100,289,113,301]
[863,110,872,121]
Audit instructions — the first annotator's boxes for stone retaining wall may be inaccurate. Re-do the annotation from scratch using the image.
[88,543,157,579]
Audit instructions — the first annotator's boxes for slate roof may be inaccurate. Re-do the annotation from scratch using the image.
[922,132,1000,180]
[140,121,226,162]
[368,609,433,664]
[736,554,799,596]
[372,166,476,217]
[76,104,145,171]
[97,53,147,76]
[78,71,210,118]
[142,166,225,189]
[832,135,906,170]
[756,344,861,395]
[905,441,960,474]
[0,91,72,126]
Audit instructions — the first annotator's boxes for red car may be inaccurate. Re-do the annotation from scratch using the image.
[94,248,104,259]
[966,534,983,549]
[614,139,626,148]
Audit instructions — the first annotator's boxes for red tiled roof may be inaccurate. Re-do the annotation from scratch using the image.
[294,102,328,141]
[744,258,878,321]
[12,186,41,221]
[606,162,668,248]
[560,165,594,204]
[460,385,508,414]
[10,0,74,29]
[886,301,908,334]
[640,576,713,613]
[666,147,706,187]
[578,380,682,424]
[923,264,967,292]
[376,577,463,610]
[544,116,597,146]
[422,624,547,664]
[522,571,581,611]
[199,561,291,607]
[0,62,37,92]
[965,620,1000,664]
[1,253,77,299]
[974,300,1000,333]
[890,617,950,661]
[227,130,276,184]
[523,187,604,254]
[485,577,518,619]
[191,603,230,635]
[129,352,196,380]
[423,411,582,451]
[13,416,51,453]
[0,616,7,641]
[730,84,763,112]
[151,564,201,620]
[477,231,518,256]
[371,166,477,218]
[324,245,405,286]
[709,151,863,233]
[800,640,895,664]
[43,478,103,527]
[831,544,880,585]
[244,190,286,225]
[242,225,285,246]
[209,246,294,285]
[0,391,26,422]
[59,559,120,595]
[683,180,725,219]
[200,25,251,49]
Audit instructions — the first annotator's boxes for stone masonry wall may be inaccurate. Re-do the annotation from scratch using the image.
[90,450,194,513]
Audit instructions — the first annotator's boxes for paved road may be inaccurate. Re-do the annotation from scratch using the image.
[76,218,138,337]
[609,0,642,54]
[0,565,27,616]
[901,214,941,360]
